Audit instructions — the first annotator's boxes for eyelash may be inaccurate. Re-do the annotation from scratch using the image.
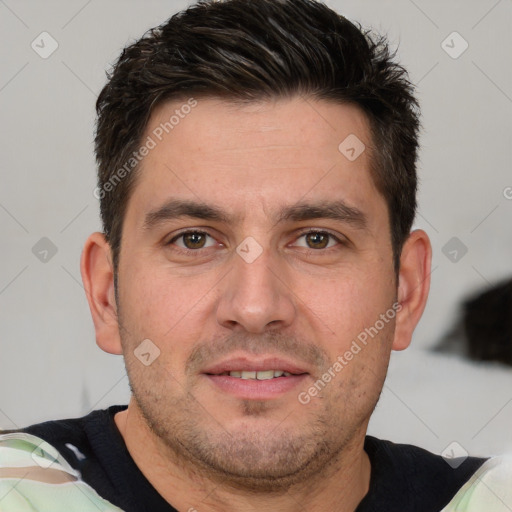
[166,229,345,254]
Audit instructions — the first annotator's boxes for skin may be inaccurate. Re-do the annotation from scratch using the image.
[81,97,431,512]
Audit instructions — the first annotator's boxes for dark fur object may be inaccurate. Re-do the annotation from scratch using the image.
[435,278,512,366]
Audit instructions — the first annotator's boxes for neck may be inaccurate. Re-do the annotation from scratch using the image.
[114,399,371,512]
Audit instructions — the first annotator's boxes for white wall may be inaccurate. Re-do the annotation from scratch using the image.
[1,0,511,458]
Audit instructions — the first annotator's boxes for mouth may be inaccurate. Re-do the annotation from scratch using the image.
[215,370,295,379]
[202,357,310,400]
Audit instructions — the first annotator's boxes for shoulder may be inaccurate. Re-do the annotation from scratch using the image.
[365,435,486,473]
[361,436,488,511]
[440,454,512,511]
[0,405,127,470]
[0,428,124,511]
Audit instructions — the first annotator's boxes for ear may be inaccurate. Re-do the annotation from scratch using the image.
[80,232,122,355]
[392,229,432,351]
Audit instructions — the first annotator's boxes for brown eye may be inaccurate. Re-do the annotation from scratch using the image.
[305,232,330,249]
[170,231,216,250]
[183,232,206,249]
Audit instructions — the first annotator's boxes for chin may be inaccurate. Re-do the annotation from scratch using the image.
[164,418,340,491]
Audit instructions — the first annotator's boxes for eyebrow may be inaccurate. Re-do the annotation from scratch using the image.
[142,198,368,231]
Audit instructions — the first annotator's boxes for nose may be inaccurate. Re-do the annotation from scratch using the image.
[216,245,296,334]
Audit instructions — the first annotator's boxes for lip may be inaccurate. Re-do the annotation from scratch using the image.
[201,355,310,400]
[202,356,310,376]
[204,373,308,400]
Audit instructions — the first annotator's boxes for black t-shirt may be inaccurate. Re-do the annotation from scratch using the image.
[16,405,486,511]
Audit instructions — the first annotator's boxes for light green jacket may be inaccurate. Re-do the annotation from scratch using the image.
[440,453,512,511]
[0,432,123,511]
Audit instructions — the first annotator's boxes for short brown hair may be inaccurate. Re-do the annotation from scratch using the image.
[95,0,420,278]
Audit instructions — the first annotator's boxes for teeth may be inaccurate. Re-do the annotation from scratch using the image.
[227,370,293,379]
[255,370,274,380]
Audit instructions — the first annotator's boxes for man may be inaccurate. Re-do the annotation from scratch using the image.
[1,0,510,510]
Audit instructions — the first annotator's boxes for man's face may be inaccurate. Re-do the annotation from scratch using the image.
[116,97,398,488]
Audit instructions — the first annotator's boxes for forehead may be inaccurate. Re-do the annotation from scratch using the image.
[125,96,385,228]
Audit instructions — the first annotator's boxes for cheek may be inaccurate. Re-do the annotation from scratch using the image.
[295,267,393,344]
[118,264,215,366]
[117,263,182,346]
[123,257,197,314]
[125,276,170,324]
